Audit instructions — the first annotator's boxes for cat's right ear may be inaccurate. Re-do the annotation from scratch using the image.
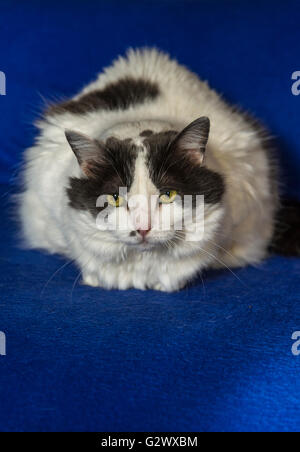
[65,130,103,176]
[171,117,210,165]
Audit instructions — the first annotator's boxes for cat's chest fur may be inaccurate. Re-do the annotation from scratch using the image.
[80,246,214,292]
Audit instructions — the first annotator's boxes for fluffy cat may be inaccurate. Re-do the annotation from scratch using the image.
[19,48,299,291]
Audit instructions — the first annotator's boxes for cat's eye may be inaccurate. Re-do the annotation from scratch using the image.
[159,190,177,204]
[107,194,125,207]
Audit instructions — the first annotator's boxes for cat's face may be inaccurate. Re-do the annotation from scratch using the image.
[66,117,225,250]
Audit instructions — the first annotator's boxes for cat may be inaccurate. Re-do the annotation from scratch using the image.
[18,48,300,292]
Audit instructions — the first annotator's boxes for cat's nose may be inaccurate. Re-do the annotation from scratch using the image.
[137,229,150,239]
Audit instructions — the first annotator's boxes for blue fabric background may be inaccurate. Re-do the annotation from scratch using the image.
[0,0,299,432]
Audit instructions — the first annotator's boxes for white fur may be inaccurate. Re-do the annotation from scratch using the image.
[19,48,278,291]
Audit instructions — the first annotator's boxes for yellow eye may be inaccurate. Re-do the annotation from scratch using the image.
[159,190,177,204]
[107,194,124,207]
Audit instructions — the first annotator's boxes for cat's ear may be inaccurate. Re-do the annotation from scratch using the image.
[171,117,210,164]
[65,130,104,176]
[65,130,100,165]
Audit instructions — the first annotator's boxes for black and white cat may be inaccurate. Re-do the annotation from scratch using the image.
[19,49,300,291]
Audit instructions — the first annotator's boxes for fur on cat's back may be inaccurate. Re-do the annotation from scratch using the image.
[19,48,296,292]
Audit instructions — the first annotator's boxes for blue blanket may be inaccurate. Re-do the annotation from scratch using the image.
[0,0,299,432]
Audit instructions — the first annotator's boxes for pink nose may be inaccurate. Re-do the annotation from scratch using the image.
[137,229,150,239]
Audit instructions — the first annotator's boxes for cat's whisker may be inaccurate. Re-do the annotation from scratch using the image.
[206,238,242,264]
[70,255,95,302]
[40,258,76,299]
[40,229,101,299]
[70,268,83,302]
[199,247,247,287]
[171,232,247,287]
[199,272,207,297]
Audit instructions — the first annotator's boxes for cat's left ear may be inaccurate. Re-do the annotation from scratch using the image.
[65,130,105,177]
[65,130,101,165]
[171,117,210,164]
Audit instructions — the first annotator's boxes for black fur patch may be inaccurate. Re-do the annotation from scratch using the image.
[47,77,160,115]
[140,130,154,137]
[67,137,138,216]
[269,199,300,256]
[67,127,225,218]
[144,131,225,204]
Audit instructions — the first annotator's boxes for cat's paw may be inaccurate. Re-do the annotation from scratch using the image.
[151,282,185,292]
[152,282,170,292]
[82,274,101,287]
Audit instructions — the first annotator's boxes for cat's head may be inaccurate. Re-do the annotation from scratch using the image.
[65,117,225,251]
